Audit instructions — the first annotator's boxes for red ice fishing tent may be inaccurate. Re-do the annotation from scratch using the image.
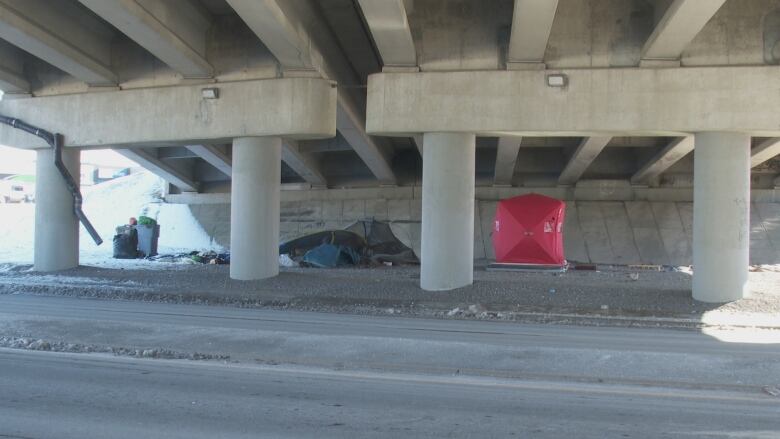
[492,194,566,266]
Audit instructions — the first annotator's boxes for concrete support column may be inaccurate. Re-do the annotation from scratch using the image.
[34,148,79,271]
[693,132,750,302]
[420,132,476,291]
[230,137,281,281]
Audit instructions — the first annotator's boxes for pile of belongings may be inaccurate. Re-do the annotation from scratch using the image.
[112,215,160,259]
[147,250,230,265]
[112,225,139,259]
[278,219,419,268]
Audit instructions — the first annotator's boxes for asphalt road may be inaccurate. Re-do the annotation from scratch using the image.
[0,294,779,438]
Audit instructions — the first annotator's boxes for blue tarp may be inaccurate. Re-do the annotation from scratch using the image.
[301,244,361,268]
[279,230,366,256]
[277,219,419,267]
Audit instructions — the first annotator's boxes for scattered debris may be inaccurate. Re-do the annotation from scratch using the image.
[628,264,662,271]
[28,339,51,351]
[148,251,229,265]
[445,305,501,319]
[674,266,693,275]
[487,263,567,273]
[762,386,780,397]
[751,265,780,273]
[278,254,298,267]
[573,264,598,271]
[467,304,486,315]
[0,336,229,361]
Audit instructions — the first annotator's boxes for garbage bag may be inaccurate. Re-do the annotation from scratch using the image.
[113,229,138,259]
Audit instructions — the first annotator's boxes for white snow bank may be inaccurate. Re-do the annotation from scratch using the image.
[0,171,223,265]
[0,203,34,264]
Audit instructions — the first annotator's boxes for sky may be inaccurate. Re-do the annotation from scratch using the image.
[0,145,137,175]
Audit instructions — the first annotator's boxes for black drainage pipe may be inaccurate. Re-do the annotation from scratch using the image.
[0,115,103,246]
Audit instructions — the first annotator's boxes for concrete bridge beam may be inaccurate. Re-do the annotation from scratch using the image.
[357,0,416,69]
[336,93,396,185]
[693,132,750,303]
[230,136,281,281]
[186,144,232,178]
[493,137,522,186]
[631,136,694,185]
[750,138,780,168]
[366,67,780,136]
[78,0,213,78]
[0,0,116,86]
[507,0,560,69]
[225,0,314,71]
[558,137,611,186]
[117,148,199,192]
[420,132,476,291]
[0,40,29,95]
[281,140,327,187]
[0,78,336,149]
[0,66,28,95]
[229,0,397,184]
[641,0,728,65]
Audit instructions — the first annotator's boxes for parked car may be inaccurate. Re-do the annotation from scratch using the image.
[0,176,35,203]
[1,182,25,203]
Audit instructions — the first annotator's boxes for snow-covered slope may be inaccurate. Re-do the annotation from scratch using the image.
[0,172,222,266]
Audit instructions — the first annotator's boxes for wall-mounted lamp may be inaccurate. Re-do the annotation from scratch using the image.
[201,87,219,99]
[546,74,568,88]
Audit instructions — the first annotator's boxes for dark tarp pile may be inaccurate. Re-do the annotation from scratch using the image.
[279,230,367,258]
[343,220,419,265]
[279,219,419,268]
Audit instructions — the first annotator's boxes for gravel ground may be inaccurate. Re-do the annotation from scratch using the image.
[0,261,778,327]
[0,336,230,361]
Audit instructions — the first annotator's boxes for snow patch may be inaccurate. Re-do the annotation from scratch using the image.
[0,171,223,265]
[0,274,146,289]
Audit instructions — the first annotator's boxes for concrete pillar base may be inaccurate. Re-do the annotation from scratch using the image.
[229,137,281,281]
[420,132,476,291]
[692,132,750,303]
[34,148,80,272]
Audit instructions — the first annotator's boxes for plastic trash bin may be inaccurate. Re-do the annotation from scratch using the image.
[136,224,160,257]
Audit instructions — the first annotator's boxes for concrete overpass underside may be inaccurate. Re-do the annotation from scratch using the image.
[0,0,779,301]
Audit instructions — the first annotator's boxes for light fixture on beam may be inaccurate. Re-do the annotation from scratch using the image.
[546,74,567,88]
[201,87,219,99]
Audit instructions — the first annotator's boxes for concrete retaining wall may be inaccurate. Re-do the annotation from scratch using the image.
[184,189,780,266]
